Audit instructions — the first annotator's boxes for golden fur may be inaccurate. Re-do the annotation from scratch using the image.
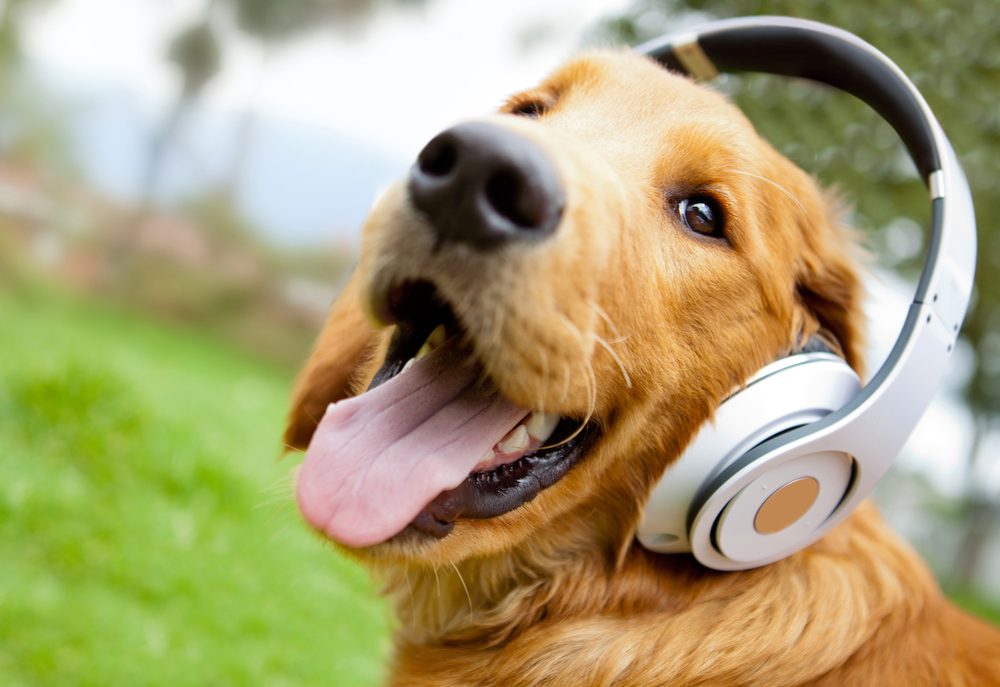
[285,51,1000,686]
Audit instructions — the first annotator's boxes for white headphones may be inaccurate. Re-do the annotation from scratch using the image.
[633,17,977,570]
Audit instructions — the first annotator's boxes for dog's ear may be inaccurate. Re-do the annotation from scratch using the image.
[794,194,867,377]
[284,270,380,450]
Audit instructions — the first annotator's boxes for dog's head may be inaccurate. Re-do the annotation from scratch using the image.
[285,50,865,569]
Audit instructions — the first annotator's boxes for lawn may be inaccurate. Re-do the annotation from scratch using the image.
[0,283,389,687]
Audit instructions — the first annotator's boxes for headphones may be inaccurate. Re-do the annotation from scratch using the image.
[633,17,977,571]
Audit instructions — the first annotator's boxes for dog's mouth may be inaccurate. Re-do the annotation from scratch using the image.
[296,280,593,548]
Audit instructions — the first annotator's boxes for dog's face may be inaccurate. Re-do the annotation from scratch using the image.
[286,51,864,569]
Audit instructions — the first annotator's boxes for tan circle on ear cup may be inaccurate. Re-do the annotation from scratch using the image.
[753,477,819,534]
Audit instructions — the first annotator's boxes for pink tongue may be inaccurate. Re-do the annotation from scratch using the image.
[296,337,529,548]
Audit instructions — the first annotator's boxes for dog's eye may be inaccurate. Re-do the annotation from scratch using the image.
[512,101,547,119]
[679,197,724,238]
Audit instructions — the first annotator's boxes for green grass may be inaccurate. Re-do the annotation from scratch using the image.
[0,284,389,687]
[949,589,1000,628]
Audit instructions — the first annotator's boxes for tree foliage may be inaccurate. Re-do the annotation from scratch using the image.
[0,0,55,89]
[0,0,46,62]
[596,0,1000,416]
[168,21,222,97]
[230,0,427,44]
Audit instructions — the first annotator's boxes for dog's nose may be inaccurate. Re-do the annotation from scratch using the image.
[408,122,565,250]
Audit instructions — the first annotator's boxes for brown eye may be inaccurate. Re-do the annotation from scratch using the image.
[512,101,547,119]
[679,197,724,238]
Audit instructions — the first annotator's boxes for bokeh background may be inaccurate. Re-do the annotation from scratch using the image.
[1,0,998,684]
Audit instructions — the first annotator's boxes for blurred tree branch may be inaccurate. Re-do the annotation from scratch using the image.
[219,0,430,199]
[118,0,431,275]
[140,19,222,205]
[0,0,55,90]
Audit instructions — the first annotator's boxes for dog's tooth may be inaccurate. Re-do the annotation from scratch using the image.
[525,412,560,443]
[498,425,530,454]
[414,325,446,360]
[426,324,446,350]
[402,358,416,372]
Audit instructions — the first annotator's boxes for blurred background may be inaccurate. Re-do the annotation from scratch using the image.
[1,0,998,684]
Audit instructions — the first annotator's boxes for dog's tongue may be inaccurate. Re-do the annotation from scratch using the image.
[297,337,529,548]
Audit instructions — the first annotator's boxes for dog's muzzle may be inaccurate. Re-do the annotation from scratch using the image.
[407,122,565,250]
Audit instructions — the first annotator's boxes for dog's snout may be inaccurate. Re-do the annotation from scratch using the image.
[408,122,565,250]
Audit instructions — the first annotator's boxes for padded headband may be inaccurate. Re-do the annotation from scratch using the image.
[637,17,975,308]
[640,20,940,177]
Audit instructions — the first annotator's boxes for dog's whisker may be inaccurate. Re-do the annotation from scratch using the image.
[553,313,599,447]
[262,498,298,530]
[489,300,506,366]
[404,569,416,622]
[257,480,294,497]
[304,407,319,426]
[587,298,629,345]
[255,472,297,510]
[575,321,599,421]
[281,442,305,455]
[726,168,808,219]
[593,330,632,390]
[252,494,292,510]
[451,561,474,626]
[560,359,572,404]
[584,364,597,442]
[538,346,550,412]
[268,516,298,545]
[435,552,449,629]
[259,475,294,490]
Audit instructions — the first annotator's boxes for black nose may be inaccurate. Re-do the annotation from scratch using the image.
[408,122,565,250]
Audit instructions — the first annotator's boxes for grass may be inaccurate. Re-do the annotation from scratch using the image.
[0,283,389,687]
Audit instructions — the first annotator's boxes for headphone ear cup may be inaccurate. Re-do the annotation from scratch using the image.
[711,449,853,563]
[637,353,861,558]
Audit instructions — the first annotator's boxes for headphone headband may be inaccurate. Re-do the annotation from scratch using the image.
[634,17,977,570]
[639,18,940,177]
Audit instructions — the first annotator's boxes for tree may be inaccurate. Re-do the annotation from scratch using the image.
[596,0,1000,588]
[0,0,56,90]
[110,11,222,274]
[123,0,431,265]
[218,0,429,198]
[141,18,222,208]
[0,0,72,174]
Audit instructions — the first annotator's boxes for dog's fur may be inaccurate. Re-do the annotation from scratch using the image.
[285,51,1000,686]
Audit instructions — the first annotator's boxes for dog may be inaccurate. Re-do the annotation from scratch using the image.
[284,50,1000,686]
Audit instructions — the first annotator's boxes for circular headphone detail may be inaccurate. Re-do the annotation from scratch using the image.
[637,350,860,560]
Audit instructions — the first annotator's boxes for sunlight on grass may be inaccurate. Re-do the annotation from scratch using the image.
[0,286,388,686]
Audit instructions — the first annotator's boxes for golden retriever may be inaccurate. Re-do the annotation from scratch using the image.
[284,50,1000,686]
